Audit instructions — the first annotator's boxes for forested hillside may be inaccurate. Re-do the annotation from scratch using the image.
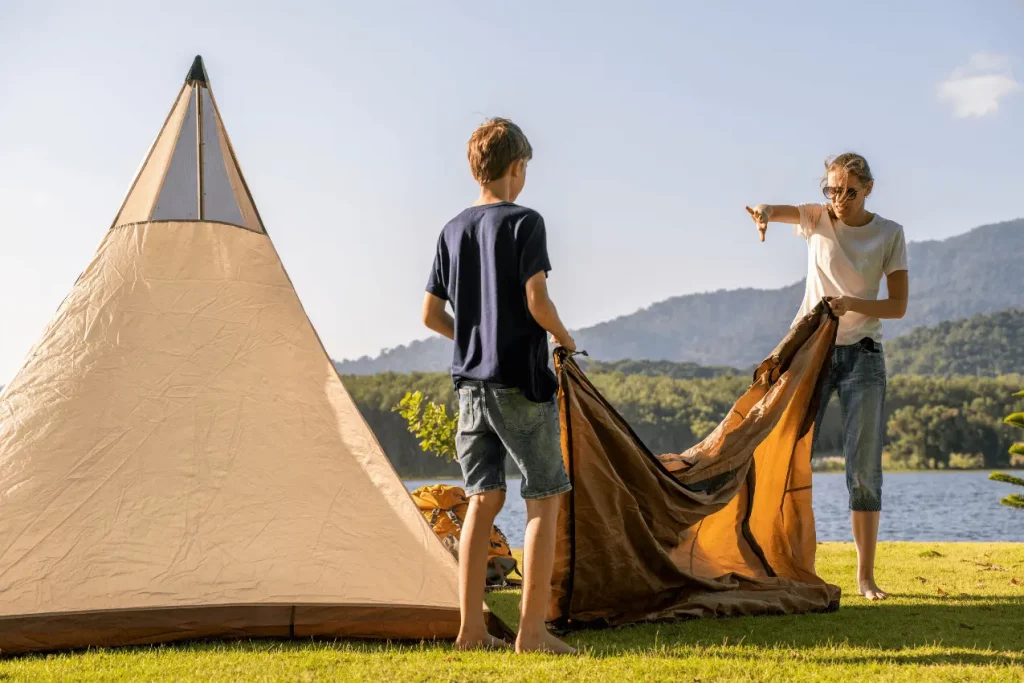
[343,371,1024,476]
[884,309,1023,376]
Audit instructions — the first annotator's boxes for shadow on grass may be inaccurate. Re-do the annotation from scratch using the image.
[479,590,1024,667]
[557,598,1024,666]
[5,593,1019,669]
[689,647,1023,668]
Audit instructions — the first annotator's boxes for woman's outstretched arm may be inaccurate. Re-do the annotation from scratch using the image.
[745,204,800,241]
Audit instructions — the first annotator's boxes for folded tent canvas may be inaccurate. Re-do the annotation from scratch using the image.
[549,302,843,628]
[0,56,503,654]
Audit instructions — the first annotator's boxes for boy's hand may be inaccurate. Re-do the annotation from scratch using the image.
[551,334,577,352]
[745,205,770,242]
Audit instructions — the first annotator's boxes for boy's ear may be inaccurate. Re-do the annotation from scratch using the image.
[864,181,873,197]
[510,159,526,178]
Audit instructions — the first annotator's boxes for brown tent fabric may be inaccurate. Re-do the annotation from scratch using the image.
[548,301,842,628]
[0,56,507,655]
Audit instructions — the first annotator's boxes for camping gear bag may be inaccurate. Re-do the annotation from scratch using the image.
[411,484,521,588]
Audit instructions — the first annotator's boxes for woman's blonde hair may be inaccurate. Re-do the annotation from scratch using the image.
[822,152,873,190]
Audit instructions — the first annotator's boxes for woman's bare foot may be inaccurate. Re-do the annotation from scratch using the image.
[455,632,511,650]
[515,629,576,654]
[859,578,889,601]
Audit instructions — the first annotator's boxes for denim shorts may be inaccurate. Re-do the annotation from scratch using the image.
[812,338,887,512]
[455,381,571,500]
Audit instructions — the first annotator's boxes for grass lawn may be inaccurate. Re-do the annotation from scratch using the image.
[1,542,1022,682]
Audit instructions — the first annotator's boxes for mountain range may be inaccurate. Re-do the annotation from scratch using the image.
[335,218,1024,373]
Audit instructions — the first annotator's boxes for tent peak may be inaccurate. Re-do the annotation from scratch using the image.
[186,55,208,85]
[112,55,264,233]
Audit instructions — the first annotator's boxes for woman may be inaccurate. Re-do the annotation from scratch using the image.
[746,153,908,600]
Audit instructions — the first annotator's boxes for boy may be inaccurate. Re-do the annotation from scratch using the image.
[422,118,576,654]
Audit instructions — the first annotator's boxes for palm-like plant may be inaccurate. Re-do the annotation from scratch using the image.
[989,389,1024,509]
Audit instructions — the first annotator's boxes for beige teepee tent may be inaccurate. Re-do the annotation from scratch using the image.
[0,57,495,654]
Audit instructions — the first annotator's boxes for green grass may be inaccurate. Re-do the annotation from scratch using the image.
[2,543,1022,681]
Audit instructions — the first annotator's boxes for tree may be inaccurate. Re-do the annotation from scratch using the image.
[393,391,459,462]
[886,404,964,469]
[989,389,1024,509]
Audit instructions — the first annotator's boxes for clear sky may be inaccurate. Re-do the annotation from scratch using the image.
[1,1,1022,383]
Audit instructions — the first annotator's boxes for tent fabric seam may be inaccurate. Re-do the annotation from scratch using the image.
[0,602,463,623]
[110,219,257,233]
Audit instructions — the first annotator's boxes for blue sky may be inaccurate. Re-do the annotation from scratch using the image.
[1,1,1022,382]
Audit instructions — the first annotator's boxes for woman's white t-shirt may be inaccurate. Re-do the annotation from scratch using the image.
[793,203,908,346]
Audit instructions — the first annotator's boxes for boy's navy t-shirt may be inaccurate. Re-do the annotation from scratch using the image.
[426,202,557,403]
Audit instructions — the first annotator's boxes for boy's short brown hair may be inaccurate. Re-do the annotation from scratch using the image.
[467,118,533,184]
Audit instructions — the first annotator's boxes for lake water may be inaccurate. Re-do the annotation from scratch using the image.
[405,471,1024,548]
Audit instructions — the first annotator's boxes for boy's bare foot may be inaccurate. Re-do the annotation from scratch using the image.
[859,579,889,601]
[455,632,511,650]
[515,629,576,654]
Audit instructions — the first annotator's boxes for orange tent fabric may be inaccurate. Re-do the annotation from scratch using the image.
[548,301,842,628]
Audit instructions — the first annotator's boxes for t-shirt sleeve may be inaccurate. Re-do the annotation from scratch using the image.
[794,203,825,239]
[884,225,909,275]
[425,234,449,300]
[518,213,552,285]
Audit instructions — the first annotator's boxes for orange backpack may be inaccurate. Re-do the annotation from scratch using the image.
[410,484,520,588]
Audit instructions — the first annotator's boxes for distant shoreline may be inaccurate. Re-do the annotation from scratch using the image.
[403,468,1024,482]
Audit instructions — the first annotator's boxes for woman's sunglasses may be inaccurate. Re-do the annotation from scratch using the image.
[822,186,860,201]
